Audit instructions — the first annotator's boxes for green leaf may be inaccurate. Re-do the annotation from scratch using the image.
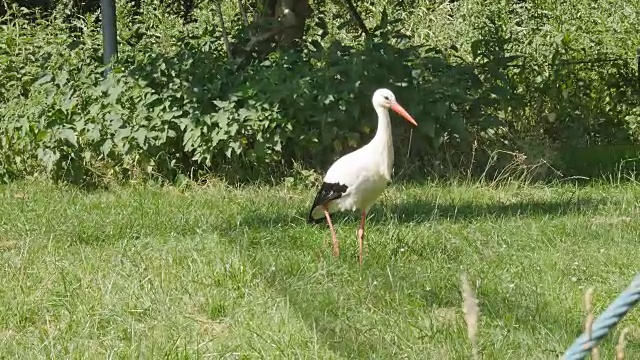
[36,130,48,142]
[336,20,351,31]
[210,130,225,147]
[215,110,230,128]
[114,128,131,144]
[163,110,183,121]
[56,71,69,86]
[132,129,147,147]
[100,139,113,156]
[37,148,59,172]
[448,114,469,142]
[422,120,435,138]
[431,135,444,149]
[434,102,448,118]
[107,83,125,104]
[379,7,389,28]
[253,141,266,157]
[238,108,257,120]
[490,85,510,99]
[106,113,123,129]
[85,124,101,141]
[59,128,77,147]
[33,73,53,86]
[213,100,231,109]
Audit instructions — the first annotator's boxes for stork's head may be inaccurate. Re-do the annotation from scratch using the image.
[372,88,418,126]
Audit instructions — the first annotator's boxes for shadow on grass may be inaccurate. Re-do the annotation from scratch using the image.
[375,196,602,224]
[229,196,604,234]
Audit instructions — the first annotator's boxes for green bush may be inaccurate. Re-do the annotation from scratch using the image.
[0,0,638,185]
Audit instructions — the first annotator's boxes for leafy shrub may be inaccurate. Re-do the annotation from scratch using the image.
[0,1,638,185]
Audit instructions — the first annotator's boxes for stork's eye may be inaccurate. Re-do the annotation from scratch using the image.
[383,96,390,100]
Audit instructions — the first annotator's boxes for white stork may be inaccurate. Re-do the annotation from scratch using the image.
[307,88,418,265]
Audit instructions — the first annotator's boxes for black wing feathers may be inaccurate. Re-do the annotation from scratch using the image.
[307,182,348,223]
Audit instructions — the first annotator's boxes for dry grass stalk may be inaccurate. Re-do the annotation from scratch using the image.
[584,287,599,360]
[461,274,480,360]
[616,327,630,360]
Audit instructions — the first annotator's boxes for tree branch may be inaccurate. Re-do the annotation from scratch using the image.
[238,0,249,26]
[243,27,283,51]
[214,1,233,60]
[341,0,368,37]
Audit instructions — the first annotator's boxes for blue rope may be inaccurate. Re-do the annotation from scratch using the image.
[563,273,640,360]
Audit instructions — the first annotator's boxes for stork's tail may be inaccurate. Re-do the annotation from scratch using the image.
[307,212,325,224]
[306,181,348,224]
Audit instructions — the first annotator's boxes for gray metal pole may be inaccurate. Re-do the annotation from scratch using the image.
[100,0,118,75]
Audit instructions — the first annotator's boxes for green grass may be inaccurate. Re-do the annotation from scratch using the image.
[1,179,639,358]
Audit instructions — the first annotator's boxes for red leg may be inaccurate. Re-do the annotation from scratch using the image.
[357,210,366,266]
[323,205,339,257]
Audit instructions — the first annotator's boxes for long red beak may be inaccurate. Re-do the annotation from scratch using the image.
[390,102,418,126]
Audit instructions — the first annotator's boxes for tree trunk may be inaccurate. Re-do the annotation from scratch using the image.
[274,0,310,47]
[242,0,311,56]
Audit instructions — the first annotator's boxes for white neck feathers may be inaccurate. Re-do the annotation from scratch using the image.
[369,105,394,181]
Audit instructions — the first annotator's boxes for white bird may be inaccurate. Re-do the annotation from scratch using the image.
[307,88,418,265]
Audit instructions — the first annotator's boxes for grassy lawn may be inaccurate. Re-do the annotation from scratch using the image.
[0,179,639,358]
